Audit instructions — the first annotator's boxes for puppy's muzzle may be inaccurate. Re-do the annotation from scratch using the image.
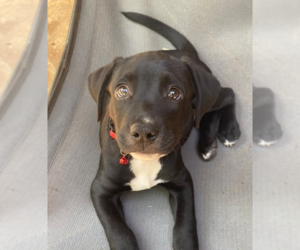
[130,122,158,143]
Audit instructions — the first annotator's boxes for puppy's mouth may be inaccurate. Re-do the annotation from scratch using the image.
[117,134,178,159]
[110,117,182,158]
[117,137,177,160]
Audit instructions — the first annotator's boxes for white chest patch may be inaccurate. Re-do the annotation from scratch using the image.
[125,158,166,191]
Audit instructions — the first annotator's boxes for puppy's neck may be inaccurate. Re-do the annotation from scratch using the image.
[126,157,166,191]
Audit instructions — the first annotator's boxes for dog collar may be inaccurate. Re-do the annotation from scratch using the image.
[109,116,129,165]
[109,129,117,140]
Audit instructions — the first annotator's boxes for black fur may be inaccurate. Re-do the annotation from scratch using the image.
[88,12,241,249]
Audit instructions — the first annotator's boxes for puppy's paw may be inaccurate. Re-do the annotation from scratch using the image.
[253,114,282,147]
[199,139,218,161]
[218,121,241,147]
[253,104,283,147]
[257,139,279,147]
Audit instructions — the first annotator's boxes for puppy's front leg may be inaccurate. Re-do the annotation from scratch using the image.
[214,88,241,147]
[161,173,199,250]
[91,179,139,250]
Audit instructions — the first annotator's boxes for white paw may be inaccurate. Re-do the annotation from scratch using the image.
[223,139,238,147]
[202,149,213,160]
[162,47,170,50]
[257,139,278,147]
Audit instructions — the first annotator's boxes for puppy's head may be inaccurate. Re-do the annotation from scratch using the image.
[88,52,220,160]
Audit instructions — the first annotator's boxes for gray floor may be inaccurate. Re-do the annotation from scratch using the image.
[0,12,47,250]
[253,0,300,249]
[48,1,252,249]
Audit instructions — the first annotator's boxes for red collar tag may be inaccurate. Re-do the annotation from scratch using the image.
[109,115,129,165]
[119,154,129,165]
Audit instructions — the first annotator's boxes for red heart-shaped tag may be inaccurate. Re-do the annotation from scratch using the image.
[119,156,129,165]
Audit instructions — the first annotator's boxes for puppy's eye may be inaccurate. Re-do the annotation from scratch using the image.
[168,87,182,101]
[115,85,129,98]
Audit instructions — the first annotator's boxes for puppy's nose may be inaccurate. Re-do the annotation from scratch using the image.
[130,123,158,142]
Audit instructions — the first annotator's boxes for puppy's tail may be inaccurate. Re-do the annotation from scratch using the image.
[122,12,198,54]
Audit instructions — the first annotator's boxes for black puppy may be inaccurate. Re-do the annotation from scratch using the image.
[88,12,241,250]
[253,86,283,146]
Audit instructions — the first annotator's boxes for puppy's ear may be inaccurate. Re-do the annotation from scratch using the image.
[181,56,221,129]
[88,57,123,122]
